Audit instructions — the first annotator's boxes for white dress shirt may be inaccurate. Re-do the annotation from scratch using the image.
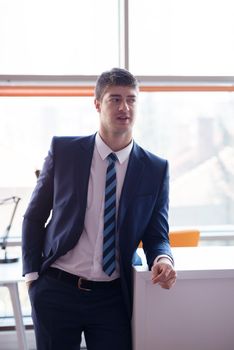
[51,133,132,281]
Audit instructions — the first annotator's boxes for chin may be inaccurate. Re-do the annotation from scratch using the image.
[114,127,133,135]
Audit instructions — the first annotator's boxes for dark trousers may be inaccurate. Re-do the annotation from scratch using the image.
[29,273,132,350]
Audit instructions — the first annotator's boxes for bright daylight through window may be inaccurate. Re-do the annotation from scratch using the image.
[0,0,119,75]
[129,0,234,75]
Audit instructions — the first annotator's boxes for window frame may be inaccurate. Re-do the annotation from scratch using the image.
[1,75,234,96]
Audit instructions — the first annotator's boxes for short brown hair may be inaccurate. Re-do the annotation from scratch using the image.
[95,68,139,101]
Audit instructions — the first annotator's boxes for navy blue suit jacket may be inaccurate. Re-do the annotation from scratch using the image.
[22,134,173,317]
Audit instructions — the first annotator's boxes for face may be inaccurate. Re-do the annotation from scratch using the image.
[94,85,138,138]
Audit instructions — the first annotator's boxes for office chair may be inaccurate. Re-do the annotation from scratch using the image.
[169,229,200,247]
[138,229,200,248]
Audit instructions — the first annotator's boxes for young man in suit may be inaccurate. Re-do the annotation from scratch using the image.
[22,68,176,350]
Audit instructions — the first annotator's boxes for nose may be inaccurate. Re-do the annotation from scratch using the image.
[119,100,129,112]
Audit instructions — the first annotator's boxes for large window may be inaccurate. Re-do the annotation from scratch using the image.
[2,0,234,76]
[0,0,119,75]
[136,92,234,226]
[0,97,97,239]
[129,0,234,75]
[0,92,233,241]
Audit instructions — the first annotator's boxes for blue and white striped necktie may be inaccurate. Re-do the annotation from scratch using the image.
[103,153,117,276]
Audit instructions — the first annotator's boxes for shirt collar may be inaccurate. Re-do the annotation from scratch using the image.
[95,133,133,164]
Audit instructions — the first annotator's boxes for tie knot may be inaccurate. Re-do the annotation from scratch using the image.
[108,153,117,163]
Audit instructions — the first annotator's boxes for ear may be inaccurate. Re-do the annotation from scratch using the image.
[94,99,101,113]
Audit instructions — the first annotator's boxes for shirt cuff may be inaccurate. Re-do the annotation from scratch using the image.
[154,254,174,266]
[25,272,39,282]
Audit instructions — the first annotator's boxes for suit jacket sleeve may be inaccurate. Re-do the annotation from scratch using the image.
[22,138,55,275]
[142,160,172,269]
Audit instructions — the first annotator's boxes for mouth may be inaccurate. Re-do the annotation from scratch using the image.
[117,115,130,121]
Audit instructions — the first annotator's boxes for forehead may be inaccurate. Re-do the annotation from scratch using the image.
[103,85,138,99]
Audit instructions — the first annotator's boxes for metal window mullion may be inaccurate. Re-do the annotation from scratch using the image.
[0,75,98,86]
[118,0,129,70]
[137,75,234,86]
[1,75,234,87]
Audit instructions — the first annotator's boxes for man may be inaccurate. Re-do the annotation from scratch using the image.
[22,68,176,350]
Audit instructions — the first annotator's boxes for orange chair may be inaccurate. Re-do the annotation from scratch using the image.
[138,229,200,248]
[169,229,200,247]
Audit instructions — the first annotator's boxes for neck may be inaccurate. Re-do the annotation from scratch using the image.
[98,131,132,152]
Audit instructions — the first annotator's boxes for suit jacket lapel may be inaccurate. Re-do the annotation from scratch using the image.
[117,142,145,231]
[74,135,95,212]
[72,136,145,232]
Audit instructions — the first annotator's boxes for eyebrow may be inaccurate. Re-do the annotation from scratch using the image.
[108,94,137,98]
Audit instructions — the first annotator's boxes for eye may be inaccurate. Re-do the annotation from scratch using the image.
[110,97,120,103]
[127,98,136,105]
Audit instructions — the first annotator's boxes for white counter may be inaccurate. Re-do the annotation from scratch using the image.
[132,246,234,350]
[0,259,28,350]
